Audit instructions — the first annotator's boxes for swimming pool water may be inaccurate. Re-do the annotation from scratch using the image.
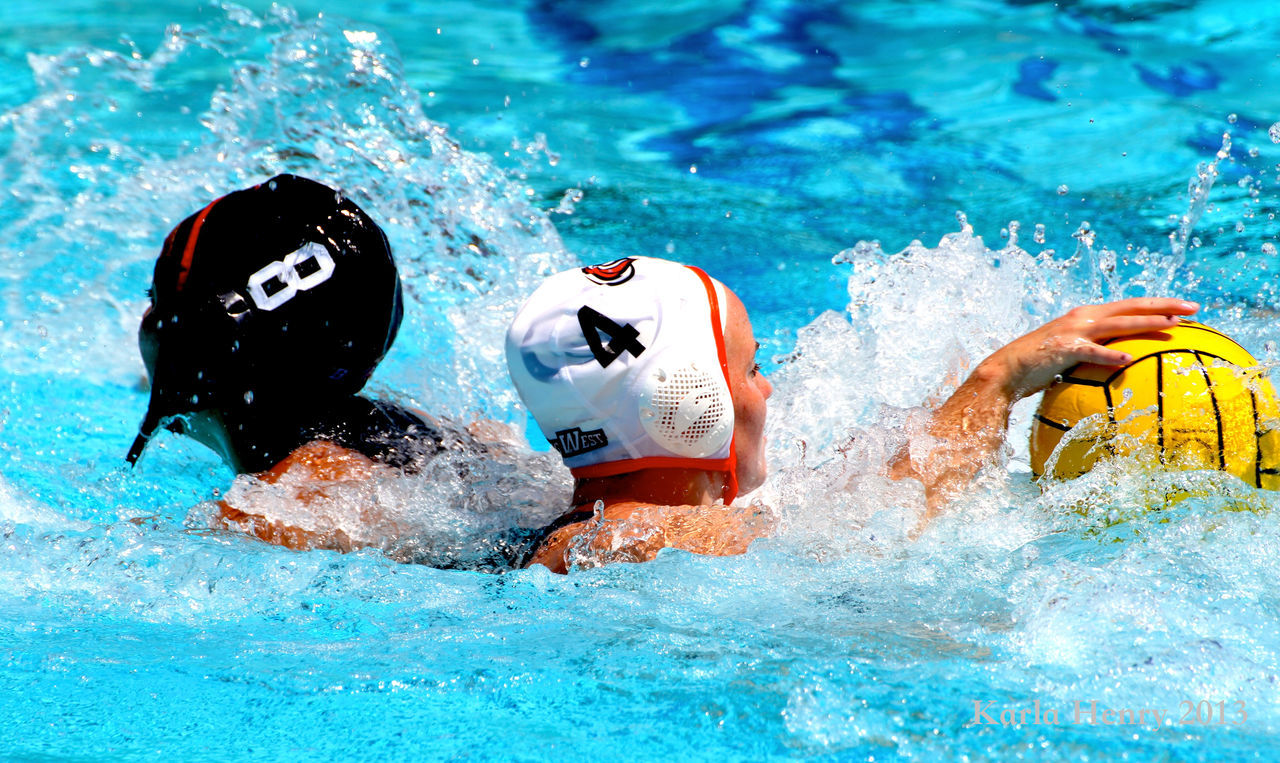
[5,0,1280,758]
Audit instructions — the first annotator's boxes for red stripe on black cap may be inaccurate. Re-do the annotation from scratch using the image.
[174,196,226,292]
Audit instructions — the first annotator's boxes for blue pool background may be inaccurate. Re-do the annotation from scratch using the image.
[5,0,1280,758]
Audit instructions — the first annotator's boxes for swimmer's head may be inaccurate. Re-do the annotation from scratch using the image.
[127,174,402,465]
[506,256,767,502]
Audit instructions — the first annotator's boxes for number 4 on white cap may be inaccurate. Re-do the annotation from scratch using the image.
[578,305,646,367]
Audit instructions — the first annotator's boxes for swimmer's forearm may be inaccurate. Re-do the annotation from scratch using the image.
[217,501,356,552]
[890,359,1015,513]
[894,298,1198,515]
[525,502,773,573]
[917,298,1200,480]
[932,358,1019,440]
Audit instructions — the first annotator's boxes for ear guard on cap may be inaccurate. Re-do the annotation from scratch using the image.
[635,342,734,459]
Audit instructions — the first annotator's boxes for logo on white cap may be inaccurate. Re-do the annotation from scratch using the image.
[550,427,609,457]
[581,257,636,286]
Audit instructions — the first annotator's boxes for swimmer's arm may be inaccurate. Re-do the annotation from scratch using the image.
[217,501,357,552]
[526,502,774,574]
[216,441,378,552]
[890,298,1199,514]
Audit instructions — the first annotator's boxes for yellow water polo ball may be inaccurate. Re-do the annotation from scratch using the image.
[1029,321,1280,487]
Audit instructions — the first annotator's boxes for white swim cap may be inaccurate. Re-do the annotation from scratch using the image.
[506,256,738,501]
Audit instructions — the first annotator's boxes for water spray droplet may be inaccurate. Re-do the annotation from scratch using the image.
[1217,131,1232,160]
[1072,221,1096,249]
[1263,243,1278,255]
[1270,123,1280,143]
[832,240,884,264]
[1033,223,1046,244]
[1056,185,1069,195]
[1228,113,1238,124]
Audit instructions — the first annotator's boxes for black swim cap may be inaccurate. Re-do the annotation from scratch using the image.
[126,174,403,465]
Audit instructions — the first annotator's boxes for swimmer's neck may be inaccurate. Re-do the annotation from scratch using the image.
[572,467,729,508]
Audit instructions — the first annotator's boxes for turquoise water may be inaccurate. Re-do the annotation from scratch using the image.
[5,0,1280,758]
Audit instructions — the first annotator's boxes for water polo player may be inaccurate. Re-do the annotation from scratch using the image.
[127,174,477,548]
[506,257,1199,571]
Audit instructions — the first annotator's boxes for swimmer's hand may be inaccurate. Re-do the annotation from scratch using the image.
[892,298,1199,516]
[976,298,1200,400]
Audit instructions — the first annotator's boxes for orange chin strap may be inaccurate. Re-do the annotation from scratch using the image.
[688,265,738,504]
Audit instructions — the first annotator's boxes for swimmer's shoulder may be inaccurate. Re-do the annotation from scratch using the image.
[260,440,382,483]
[297,396,493,470]
[216,440,378,550]
[233,394,509,479]
[524,501,649,574]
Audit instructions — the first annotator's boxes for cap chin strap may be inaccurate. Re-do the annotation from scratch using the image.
[125,406,169,466]
[688,266,737,504]
[707,276,737,503]
[125,428,153,466]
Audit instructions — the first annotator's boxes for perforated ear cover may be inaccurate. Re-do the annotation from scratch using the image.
[635,343,733,459]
